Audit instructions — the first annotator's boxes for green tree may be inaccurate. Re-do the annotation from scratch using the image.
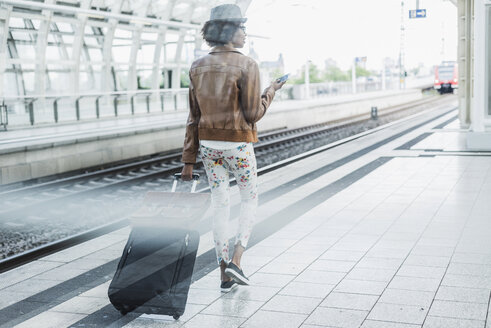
[347,66,373,80]
[291,63,325,84]
[323,66,350,82]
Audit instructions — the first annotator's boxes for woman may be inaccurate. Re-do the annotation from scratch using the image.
[181,4,285,292]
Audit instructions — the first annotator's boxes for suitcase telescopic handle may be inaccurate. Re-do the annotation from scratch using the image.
[172,173,200,193]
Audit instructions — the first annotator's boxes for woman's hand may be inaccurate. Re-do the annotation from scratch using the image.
[271,79,286,91]
[181,163,194,181]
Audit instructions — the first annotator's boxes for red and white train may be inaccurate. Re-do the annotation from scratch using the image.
[434,61,458,94]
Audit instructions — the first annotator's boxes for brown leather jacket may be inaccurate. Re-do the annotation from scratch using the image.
[181,45,276,164]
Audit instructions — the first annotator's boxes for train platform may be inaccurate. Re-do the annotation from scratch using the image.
[1,97,490,328]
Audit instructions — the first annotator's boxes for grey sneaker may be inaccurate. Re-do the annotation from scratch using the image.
[225,262,250,285]
[220,279,237,293]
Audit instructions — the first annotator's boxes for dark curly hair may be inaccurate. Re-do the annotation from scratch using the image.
[201,20,241,47]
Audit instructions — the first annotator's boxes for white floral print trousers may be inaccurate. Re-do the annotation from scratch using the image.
[200,143,258,265]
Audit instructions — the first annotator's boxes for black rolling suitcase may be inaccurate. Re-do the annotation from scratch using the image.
[108,174,209,319]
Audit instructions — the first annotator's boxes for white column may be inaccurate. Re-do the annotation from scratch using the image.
[34,0,55,96]
[0,5,11,97]
[305,60,310,99]
[352,59,357,94]
[127,0,152,92]
[472,0,485,133]
[151,0,176,94]
[381,66,386,91]
[172,4,196,89]
[102,3,123,93]
[467,0,491,150]
[71,0,92,95]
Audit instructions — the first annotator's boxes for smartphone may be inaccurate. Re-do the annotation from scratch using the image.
[276,73,289,83]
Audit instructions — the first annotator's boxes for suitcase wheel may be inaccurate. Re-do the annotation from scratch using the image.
[173,314,180,320]
[119,309,128,316]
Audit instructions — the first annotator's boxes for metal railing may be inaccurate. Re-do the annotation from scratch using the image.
[0,76,433,129]
[0,88,190,127]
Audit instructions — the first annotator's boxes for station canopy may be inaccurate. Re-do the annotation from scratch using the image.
[0,0,251,96]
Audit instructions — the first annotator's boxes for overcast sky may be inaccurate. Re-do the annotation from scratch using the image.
[241,0,458,73]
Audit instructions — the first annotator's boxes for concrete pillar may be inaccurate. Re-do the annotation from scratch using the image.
[467,0,491,149]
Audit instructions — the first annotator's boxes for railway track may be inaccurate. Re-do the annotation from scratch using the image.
[0,94,455,272]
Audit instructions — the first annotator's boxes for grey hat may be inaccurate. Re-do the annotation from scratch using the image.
[208,4,247,23]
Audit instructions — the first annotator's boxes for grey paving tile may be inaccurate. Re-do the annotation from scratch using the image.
[33,267,87,281]
[14,311,86,328]
[441,274,491,289]
[125,317,182,327]
[83,247,123,260]
[191,275,221,290]
[345,267,397,282]
[259,261,309,275]
[201,298,264,318]
[246,246,287,258]
[241,310,307,328]
[388,276,441,292]
[404,255,450,268]
[435,286,490,304]
[367,303,428,325]
[0,291,32,309]
[58,257,109,271]
[357,257,404,270]
[320,250,366,262]
[137,304,205,325]
[275,252,320,264]
[255,238,298,248]
[80,281,111,298]
[183,313,245,328]
[452,252,491,265]
[50,295,108,314]
[361,320,421,328]
[428,300,488,321]
[294,270,345,285]
[378,289,435,307]
[262,295,322,314]
[241,256,275,267]
[2,278,61,294]
[279,282,335,298]
[447,263,491,276]
[365,248,410,259]
[222,285,280,302]
[334,279,388,296]
[249,273,295,288]
[423,316,485,328]
[411,245,455,257]
[396,265,446,279]
[0,260,62,289]
[306,259,356,273]
[305,307,368,327]
[320,292,379,311]
[187,287,223,305]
